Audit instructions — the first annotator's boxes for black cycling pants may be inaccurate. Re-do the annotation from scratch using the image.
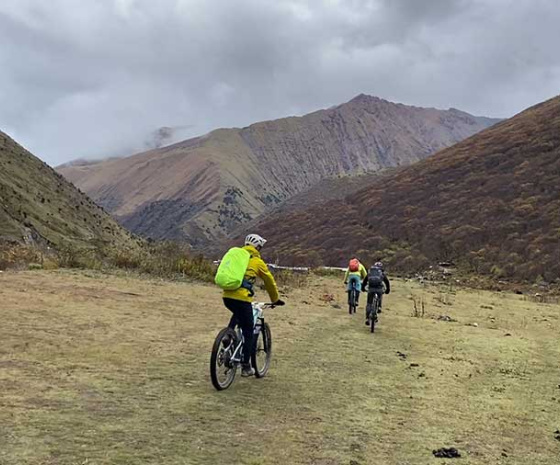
[223,298,254,364]
[367,290,384,308]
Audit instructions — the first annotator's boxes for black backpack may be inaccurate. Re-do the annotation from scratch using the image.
[368,266,384,288]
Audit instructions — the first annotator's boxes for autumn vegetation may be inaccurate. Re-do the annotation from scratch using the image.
[257,96,560,284]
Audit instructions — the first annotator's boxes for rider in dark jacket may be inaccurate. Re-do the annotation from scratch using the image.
[362,261,390,324]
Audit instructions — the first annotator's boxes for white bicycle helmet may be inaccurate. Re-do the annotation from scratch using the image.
[245,233,267,249]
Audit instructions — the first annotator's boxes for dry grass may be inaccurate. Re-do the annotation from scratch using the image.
[0,242,215,283]
[0,270,559,464]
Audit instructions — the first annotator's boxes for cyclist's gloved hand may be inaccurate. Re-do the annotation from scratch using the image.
[273,299,286,306]
[385,290,390,294]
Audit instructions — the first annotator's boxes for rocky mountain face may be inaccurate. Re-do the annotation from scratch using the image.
[254,95,560,282]
[0,131,139,251]
[58,95,499,247]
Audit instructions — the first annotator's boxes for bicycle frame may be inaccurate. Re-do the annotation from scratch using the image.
[367,292,380,315]
[227,302,271,365]
[229,333,244,364]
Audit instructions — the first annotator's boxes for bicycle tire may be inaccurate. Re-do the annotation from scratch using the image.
[210,327,238,391]
[370,299,378,333]
[252,322,272,378]
[349,287,356,315]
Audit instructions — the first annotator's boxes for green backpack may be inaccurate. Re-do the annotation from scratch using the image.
[215,247,251,290]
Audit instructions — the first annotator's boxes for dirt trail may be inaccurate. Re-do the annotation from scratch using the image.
[1,270,559,464]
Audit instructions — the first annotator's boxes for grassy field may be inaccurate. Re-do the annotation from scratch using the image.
[1,270,559,464]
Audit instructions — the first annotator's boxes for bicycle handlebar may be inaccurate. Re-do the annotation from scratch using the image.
[255,301,285,310]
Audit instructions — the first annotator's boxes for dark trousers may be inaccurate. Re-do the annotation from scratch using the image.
[367,289,384,308]
[223,298,254,364]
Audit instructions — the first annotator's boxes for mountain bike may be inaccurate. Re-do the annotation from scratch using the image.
[366,293,380,333]
[348,281,358,314]
[210,302,277,391]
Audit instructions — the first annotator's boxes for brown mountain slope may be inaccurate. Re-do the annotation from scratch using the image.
[59,95,499,247]
[228,171,386,244]
[0,131,139,251]
[255,95,560,282]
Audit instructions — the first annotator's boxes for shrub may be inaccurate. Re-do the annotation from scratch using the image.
[106,242,215,282]
[272,269,309,290]
[57,245,103,269]
[411,294,426,318]
[0,243,44,270]
[0,240,215,283]
[312,267,344,278]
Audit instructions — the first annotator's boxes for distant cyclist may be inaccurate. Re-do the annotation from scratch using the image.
[343,257,367,306]
[222,234,285,377]
[363,261,390,325]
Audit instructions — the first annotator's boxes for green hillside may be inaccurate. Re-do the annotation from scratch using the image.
[0,130,139,252]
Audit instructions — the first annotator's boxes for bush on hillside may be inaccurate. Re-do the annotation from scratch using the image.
[272,269,309,291]
[0,241,215,282]
[106,241,214,282]
[0,243,44,270]
[312,268,344,278]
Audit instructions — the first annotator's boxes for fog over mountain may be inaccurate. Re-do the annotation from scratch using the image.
[1,0,560,165]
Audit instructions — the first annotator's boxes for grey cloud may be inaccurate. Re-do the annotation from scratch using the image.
[0,0,559,166]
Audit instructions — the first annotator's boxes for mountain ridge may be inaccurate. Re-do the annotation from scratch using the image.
[252,95,560,282]
[58,94,500,247]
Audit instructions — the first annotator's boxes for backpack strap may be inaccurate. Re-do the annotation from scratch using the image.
[241,279,255,297]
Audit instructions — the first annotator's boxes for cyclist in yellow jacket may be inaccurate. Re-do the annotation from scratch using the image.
[223,234,284,377]
[344,257,368,305]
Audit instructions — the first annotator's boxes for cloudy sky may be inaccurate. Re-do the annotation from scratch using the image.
[1,0,559,166]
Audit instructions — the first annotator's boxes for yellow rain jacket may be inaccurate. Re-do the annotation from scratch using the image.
[223,245,280,303]
[343,262,367,283]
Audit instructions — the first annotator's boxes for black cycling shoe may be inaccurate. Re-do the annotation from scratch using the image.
[241,364,255,377]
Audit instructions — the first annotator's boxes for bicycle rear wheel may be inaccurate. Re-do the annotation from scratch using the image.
[349,288,356,314]
[370,299,378,333]
[210,327,238,391]
[252,322,272,378]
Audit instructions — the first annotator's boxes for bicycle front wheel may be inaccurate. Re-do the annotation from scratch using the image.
[210,327,238,391]
[252,322,272,378]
